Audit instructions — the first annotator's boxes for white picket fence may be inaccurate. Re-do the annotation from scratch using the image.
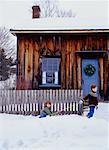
[0,90,83,115]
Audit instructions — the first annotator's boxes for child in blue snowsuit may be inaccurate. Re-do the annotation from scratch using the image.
[83,84,98,118]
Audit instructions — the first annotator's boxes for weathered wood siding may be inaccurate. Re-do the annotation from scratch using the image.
[17,33,108,97]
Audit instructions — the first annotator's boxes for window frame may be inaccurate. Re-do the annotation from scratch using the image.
[39,56,61,88]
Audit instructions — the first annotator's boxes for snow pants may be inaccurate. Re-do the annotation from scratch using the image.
[87,106,95,118]
[39,112,47,118]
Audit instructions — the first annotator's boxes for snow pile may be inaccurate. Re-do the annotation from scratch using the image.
[0,74,16,90]
[0,27,16,61]
[0,103,108,150]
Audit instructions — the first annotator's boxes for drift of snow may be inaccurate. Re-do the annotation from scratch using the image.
[0,27,16,61]
[0,74,16,90]
[0,103,108,150]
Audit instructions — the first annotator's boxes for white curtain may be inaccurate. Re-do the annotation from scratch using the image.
[54,72,58,84]
[42,72,46,84]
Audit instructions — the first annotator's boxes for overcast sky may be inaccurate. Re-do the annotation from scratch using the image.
[0,0,108,28]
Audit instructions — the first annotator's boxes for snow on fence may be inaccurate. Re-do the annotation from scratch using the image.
[0,90,83,115]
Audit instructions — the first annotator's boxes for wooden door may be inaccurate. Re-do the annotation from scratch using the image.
[82,59,99,96]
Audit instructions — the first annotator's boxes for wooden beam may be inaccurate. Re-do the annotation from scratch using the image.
[33,40,39,88]
[99,58,103,90]
[46,37,54,52]
[25,39,33,89]
[107,37,109,61]
[17,38,25,89]
[77,56,81,89]
[66,40,70,89]
[76,38,81,89]
[103,37,109,95]
[61,37,66,89]
[69,40,73,89]
[10,29,109,34]
[73,40,77,89]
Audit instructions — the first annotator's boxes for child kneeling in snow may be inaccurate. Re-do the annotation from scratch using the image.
[83,84,98,118]
[39,100,59,118]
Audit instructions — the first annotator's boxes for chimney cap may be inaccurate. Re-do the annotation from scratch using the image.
[32,5,41,18]
[32,5,41,12]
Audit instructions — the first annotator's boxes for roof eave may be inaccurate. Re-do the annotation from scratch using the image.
[10,29,109,34]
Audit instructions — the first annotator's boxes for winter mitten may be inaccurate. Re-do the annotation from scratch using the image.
[96,106,98,110]
[79,100,83,104]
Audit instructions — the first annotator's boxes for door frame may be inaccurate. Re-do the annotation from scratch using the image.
[76,51,106,98]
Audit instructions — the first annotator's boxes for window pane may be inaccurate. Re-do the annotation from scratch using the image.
[42,58,60,86]
[47,62,52,71]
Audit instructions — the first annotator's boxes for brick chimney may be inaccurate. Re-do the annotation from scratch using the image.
[32,5,41,18]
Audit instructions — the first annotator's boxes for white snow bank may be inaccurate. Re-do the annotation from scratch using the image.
[0,103,108,150]
[0,74,16,90]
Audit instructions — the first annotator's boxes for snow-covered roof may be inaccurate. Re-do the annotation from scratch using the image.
[10,17,109,33]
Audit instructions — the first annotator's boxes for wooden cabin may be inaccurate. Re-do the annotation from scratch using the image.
[10,18,109,100]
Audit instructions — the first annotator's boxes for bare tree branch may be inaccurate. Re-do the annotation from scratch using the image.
[34,0,75,18]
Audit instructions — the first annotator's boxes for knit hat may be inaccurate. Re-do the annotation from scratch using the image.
[91,84,96,90]
[44,100,51,107]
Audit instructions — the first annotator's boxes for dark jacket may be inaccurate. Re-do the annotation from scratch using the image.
[84,92,98,107]
[41,107,52,116]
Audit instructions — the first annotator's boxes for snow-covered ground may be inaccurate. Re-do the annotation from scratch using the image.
[0,103,108,150]
[0,74,16,90]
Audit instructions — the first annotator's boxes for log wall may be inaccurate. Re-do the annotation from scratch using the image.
[17,33,108,97]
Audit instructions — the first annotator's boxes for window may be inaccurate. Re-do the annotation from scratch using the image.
[41,57,60,87]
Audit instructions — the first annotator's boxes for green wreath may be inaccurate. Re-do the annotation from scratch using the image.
[84,64,96,76]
